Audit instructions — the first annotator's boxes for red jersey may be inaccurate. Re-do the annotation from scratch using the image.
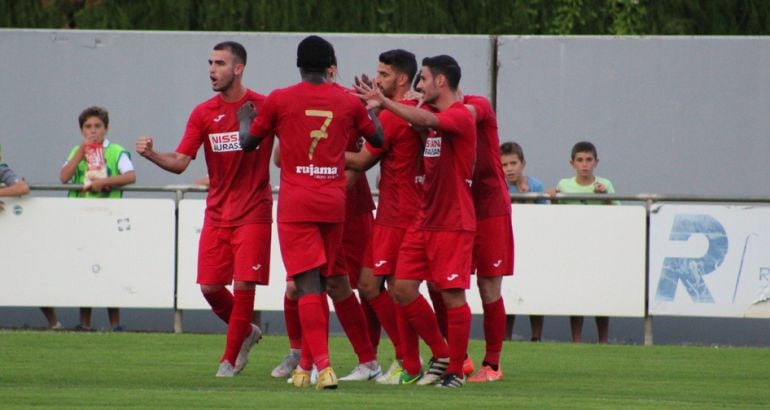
[249,81,376,223]
[464,95,511,219]
[336,83,376,218]
[176,89,273,227]
[418,101,476,231]
[366,99,423,228]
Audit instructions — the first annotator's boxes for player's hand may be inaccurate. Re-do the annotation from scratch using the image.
[353,75,384,108]
[237,101,258,124]
[403,90,425,107]
[136,136,154,157]
[354,73,374,89]
[594,182,607,194]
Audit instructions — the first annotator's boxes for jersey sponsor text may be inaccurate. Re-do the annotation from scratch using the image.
[209,132,242,152]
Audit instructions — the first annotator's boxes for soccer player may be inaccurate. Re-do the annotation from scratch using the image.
[345,49,422,384]
[271,57,383,383]
[355,54,476,388]
[463,94,513,382]
[135,41,269,377]
[240,35,383,390]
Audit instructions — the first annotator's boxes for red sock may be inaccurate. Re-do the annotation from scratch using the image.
[284,294,302,350]
[333,293,377,364]
[446,303,471,375]
[362,298,382,351]
[203,287,233,324]
[482,297,505,366]
[321,292,330,321]
[402,295,449,359]
[299,294,330,370]
[299,333,313,371]
[429,288,448,339]
[368,290,402,360]
[221,289,254,364]
[396,305,421,375]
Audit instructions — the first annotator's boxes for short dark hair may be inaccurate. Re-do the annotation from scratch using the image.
[79,106,109,129]
[296,35,335,73]
[213,41,247,65]
[421,55,461,90]
[500,141,524,161]
[571,141,598,160]
[379,49,417,85]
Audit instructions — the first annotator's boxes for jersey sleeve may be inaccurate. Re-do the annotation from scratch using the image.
[249,93,278,139]
[352,100,376,138]
[176,107,206,159]
[435,104,472,136]
[466,96,493,124]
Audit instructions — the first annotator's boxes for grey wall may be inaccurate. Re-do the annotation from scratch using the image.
[2,31,766,197]
[496,36,770,197]
[0,30,492,191]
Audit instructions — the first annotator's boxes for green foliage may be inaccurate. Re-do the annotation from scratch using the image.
[2,330,770,408]
[2,0,770,34]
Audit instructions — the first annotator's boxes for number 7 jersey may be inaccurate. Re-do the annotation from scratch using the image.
[249,81,376,223]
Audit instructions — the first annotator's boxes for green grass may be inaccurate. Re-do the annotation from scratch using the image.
[1,330,769,409]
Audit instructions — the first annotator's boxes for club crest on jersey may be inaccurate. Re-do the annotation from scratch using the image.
[209,132,241,152]
[424,136,441,157]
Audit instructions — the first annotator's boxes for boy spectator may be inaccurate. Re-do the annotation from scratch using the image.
[548,140,616,343]
[60,106,136,331]
[499,141,546,341]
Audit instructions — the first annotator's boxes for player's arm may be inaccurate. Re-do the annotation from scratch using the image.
[136,136,192,174]
[356,81,439,129]
[345,169,362,190]
[273,145,281,168]
[345,145,380,172]
[363,109,384,148]
[238,101,264,152]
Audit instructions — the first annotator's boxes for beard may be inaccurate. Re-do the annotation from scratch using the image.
[212,75,235,93]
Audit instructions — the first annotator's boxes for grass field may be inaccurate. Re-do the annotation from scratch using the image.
[1,330,769,409]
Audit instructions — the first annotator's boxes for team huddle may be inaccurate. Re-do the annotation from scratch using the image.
[135,35,513,390]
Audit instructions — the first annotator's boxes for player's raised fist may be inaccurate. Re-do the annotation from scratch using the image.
[135,136,154,156]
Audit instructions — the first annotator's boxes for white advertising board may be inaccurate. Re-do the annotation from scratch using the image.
[0,197,175,308]
[649,204,770,318]
[504,204,647,317]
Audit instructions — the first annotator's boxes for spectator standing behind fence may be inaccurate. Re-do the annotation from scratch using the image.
[499,141,545,341]
[59,106,136,331]
[547,140,616,343]
[0,147,62,330]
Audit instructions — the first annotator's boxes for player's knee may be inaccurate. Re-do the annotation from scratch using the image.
[200,284,224,295]
[357,278,380,300]
[324,276,352,301]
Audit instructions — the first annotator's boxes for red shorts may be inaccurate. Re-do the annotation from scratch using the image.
[278,221,344,279]
[369,224,408,276]
[395,226,474,290]
[473,214,514,277]
[334,212,374,288]
[197,222,271,286]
